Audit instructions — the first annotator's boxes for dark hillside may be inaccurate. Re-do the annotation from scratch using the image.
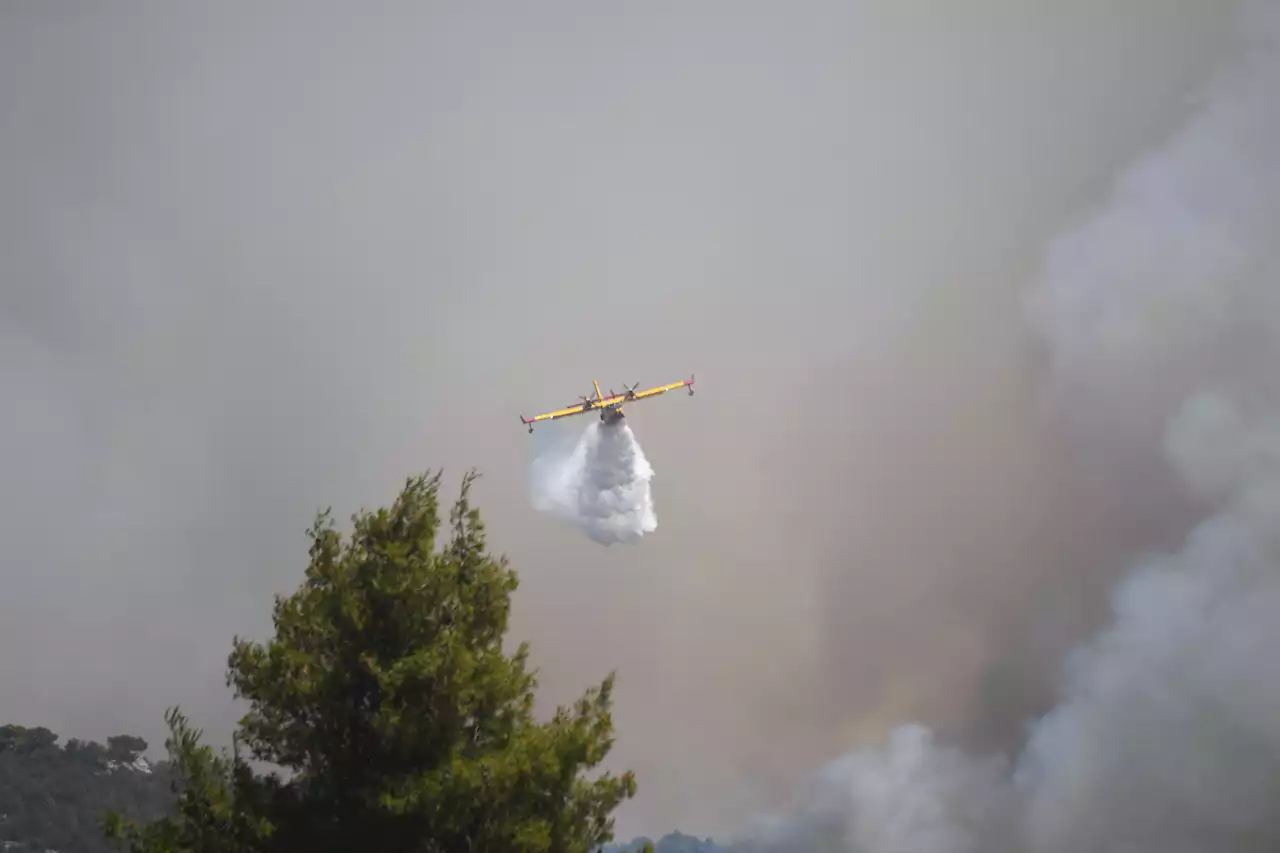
[0,725,173,852]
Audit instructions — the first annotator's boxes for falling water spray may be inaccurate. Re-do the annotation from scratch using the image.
[529,419,659,545]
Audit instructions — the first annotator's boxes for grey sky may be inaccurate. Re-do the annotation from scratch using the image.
[0,1,1239,839]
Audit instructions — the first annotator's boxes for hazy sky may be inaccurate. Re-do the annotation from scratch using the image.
[0,1,1241,839]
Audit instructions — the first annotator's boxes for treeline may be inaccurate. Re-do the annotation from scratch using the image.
[605,831,724,853]
[7,470,661,853]
[0,725,173,852]
[0,729,726,853]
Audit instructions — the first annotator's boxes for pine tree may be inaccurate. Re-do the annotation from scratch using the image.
[106,470,640,853]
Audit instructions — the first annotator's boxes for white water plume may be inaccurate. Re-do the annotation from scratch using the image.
[530,420,658,545]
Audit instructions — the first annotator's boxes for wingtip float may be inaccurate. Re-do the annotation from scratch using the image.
[520,374,694,434]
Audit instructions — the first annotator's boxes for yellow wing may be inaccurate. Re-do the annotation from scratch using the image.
[521,375,693,432]
[625,378,693,401]
[521,403,591,425]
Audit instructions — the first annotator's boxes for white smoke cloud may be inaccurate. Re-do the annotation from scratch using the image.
[1013,0,1280,845]
[733,726,1018,853]
[733,1,1280,851]
[529,420,659,545]
[1016,480,1280,853]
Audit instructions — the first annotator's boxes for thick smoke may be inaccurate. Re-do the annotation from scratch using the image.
[1015,1,1280,845]
[738,1,1280,850]
[529,420,659,545]
[739,726,1016,853]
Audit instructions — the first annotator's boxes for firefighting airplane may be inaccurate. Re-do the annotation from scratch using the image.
[520,375,694,433]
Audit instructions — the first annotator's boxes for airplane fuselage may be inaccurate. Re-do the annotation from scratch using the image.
[591,379,626,426]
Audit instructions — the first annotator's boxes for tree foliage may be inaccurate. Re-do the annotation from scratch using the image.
[0,724,173,852]
[106,470,640,853]
[108,736,151,764]
[604,832,723,853]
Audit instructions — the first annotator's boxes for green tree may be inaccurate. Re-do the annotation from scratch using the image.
[0,724,59,755]
[0,725,173,853]
[106,470,641,853]
[108,736,150,763]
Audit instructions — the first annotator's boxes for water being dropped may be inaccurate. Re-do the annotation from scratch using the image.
[530,419,658,545]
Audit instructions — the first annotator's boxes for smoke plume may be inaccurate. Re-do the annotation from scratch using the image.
[0,1,1252,841]
[529,421,659,545]
[736,1,1280,850]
